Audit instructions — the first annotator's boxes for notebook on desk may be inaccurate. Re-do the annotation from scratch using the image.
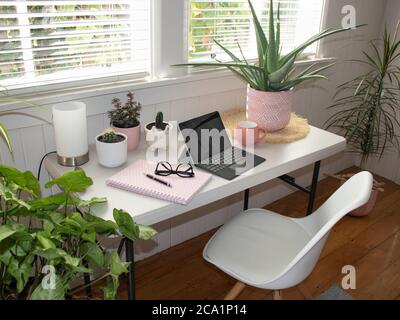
[106,160,211,205]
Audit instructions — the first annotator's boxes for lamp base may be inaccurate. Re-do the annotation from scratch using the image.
[57,153,89,167]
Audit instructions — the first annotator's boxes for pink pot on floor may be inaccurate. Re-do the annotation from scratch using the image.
[246,86,293,132]
[112,123,141,151]
[348,188,378,217]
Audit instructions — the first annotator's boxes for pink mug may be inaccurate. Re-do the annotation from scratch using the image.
[235,121,266,146]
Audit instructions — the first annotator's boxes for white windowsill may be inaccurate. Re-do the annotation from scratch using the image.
[2,57,336,111]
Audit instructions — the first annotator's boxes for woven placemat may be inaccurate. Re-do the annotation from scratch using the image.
[221,108,310,144]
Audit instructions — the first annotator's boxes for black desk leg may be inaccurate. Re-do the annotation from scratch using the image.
[125,238,136,300]
[243,188,250,211]
[83,261,92,298]
[307,161,321,216]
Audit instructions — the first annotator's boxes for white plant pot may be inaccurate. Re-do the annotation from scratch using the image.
[144,122,171,151]
[95,133,128,168]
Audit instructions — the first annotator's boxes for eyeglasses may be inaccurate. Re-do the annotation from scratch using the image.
[155,162,195,178]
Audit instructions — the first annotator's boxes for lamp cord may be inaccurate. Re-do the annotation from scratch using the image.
[37,151,57,181]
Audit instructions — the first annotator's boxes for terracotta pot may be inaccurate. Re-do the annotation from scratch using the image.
[112,123,140,151]
[246,86,293,132]
[348,188,379,217]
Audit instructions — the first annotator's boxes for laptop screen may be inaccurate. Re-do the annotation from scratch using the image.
[179,112,232,163]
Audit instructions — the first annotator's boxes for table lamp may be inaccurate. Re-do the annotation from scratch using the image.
[52,101,89,167]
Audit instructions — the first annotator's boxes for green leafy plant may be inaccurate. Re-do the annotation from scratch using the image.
[108,91,141,128]
[0,166,157,300]
[98,128,125,144]
[176,0,357,92]
[325,26,400,166]
[155,112,164,130]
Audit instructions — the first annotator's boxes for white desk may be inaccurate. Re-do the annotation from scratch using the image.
[44,125,346,299]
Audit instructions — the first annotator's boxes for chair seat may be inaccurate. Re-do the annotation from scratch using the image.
[203,209,312,287]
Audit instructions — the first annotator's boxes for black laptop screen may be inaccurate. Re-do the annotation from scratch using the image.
[179,112,232,163]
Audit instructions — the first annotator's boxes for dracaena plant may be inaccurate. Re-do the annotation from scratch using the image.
[177,0,355,92]
[0,166,157,300]
[325,26,400,166]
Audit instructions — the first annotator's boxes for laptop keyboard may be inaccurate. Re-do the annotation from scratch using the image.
[200,148,246,172]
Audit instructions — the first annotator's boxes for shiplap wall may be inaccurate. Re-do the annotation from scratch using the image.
[0,0,388,261]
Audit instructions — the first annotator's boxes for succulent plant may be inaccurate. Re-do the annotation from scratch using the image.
[155,112,164,130]
[175,0,359,92]
[98,128,124,143]
[108,91,141,128]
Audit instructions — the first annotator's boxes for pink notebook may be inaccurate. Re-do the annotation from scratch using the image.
[106,160,211,205]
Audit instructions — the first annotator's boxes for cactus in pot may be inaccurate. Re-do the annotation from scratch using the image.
[155,112,164,130]
[145,112,171,151]
[98,129,125,143]
[96,129,128,168]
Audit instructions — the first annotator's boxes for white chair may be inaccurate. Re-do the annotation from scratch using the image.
[203,171,373,300]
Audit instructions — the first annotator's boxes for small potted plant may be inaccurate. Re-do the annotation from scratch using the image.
[96,129,127,168]
[108,91,141,151]
[145,112,171,151]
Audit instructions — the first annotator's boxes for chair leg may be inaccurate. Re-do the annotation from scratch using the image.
[273,290,283,300]
[224,281,246,300]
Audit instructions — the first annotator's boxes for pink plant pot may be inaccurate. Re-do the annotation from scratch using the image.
[112,124,141,152]
[348,188,379,217]
[246,86,293,132]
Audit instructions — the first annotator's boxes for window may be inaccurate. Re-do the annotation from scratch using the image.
[189,0,325,62]
[0,0,150,89]
[0,0,327,92]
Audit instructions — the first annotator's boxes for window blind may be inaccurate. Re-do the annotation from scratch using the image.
[0,0,150,88]
[189,0,324,62]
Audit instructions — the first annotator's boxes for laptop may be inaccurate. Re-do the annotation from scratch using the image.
[179,111,266,180]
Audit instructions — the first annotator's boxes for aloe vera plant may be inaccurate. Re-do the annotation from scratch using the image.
[177,0,355,92]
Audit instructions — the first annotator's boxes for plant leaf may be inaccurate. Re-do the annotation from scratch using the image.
[138,225,157,241]
[268,55,296,83]
[34,248,68,260]
[247,0,268,67]
[45,169,93,193]
[108,250,129,276]
[0,183,31,209]
[0,122,12,154]
[37,232,56,250]
[0,225,16,242]
[30,274,66,300]
[0,165,40,197]
[80,242,104,268]
[8,254,34,293]
[113,209,140,241]
[76,197,107,208]
[267,0,278,72]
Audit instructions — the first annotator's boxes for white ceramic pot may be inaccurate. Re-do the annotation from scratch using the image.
[95,133,128,168]
[144,122,171,151]
[246,86,293,132]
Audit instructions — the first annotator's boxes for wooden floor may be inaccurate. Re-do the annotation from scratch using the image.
[95,167,400,300]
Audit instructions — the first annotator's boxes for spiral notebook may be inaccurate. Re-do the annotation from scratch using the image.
[106,159,211,205]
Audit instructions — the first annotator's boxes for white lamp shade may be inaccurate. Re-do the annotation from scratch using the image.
[52,101,88,158]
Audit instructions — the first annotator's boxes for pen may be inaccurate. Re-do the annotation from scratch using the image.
[145,174,172,188]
